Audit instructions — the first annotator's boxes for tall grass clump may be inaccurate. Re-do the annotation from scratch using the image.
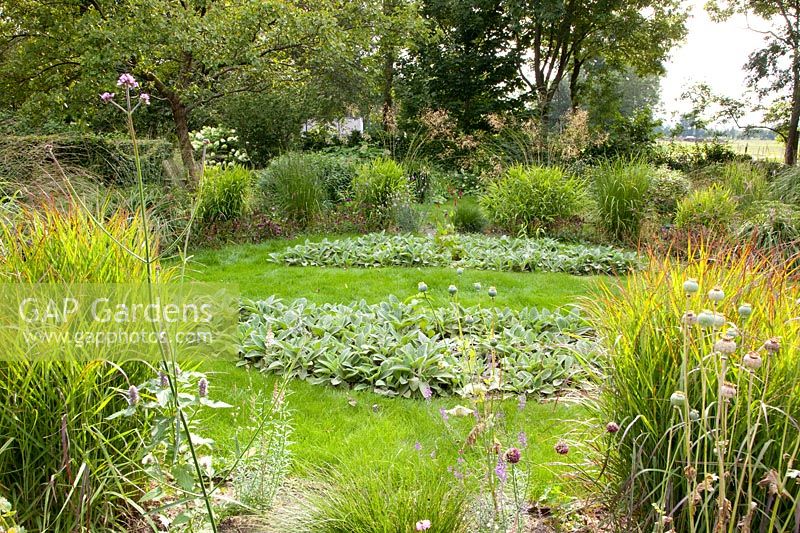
[479,165,584,234]
[675,185,737,232]
[717,162,769,207]
[311,457,469,533]
[452,198,487,233]
[0,202,164,530]
[590,158,652,241]
[258,152,325,226]
[586,243,800,532]
[351,157,412,227]
[197,164,251,223]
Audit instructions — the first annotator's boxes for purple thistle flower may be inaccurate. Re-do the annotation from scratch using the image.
[198,377,208,398]
[117,73,138,88]
[518,431,528,448]
[555,440,570,455]
[494,457,507,482]
[127,385,139,406]
[158,371,169,388]
[100,92,115,103]
[139,93,150,105]
[505,447,521,464]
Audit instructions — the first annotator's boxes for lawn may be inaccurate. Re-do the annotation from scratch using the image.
[181,235,604,522]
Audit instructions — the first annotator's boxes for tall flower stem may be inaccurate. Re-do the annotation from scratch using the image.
[681,296,696,533]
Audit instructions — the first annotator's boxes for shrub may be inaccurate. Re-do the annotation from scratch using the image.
[590,158,652,241]
[674,185,737,232]
[258,152,326,226]
[197,164,251,223]
[736,200,800,252]
[0,203,164,530]
[587,246,800,531]
[479,165,585,234]
[452,199,487,233]
[311,458,469,533]
[650,167,690,217]
[315,146,384,202]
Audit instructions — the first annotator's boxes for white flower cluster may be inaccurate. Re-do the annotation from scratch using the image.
[190,125,249,166]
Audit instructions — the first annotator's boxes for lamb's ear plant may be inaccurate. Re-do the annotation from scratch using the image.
[585,242,800,532]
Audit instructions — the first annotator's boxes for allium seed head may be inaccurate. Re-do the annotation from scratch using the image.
[683,279,699,294]
[554,440,570,455]
[606,421,620,434]
[742,351,763,370]
[505,447,521,464]
[708,287,725,303]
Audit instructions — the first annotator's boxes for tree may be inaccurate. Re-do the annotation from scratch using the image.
[507,0,687,123]
[0,0,375,182]
[398,0,524,132]
[707,0,800,165]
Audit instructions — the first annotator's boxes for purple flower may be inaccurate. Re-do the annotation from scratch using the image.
[494,457,507,482]
[127,385,139,406]
[158,371,169,388]
[518,431,528,448]
[117,73,139,88]
[139,93,150,105]
[414,441,422,451]
[100,92,115,103]
[606,421,620,434]
[421,385,432,400]
[457,456,465,465]
[198,377,208,398]
[505,447,521,464]
[555,440,569,455]
[415,519,431,531]
[518,394,527,410]
[439,407,449,421]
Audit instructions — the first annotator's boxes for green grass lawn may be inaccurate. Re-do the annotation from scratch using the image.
[182,237,613,309]
[182,235,604,516]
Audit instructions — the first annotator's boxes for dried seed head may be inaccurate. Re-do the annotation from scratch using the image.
[742,351,763,370]
[708,287,725,303]
[448,284,458,296]
[417,282,428,293]
[488,286,497,298]
[738,303,753,318]
[763,338,780,354]
[721,381,737,399]
[689,409,700,422]
[683,311,698,326]
[670,391,687,407]
[683,279,700,294]
[714,336,737,355]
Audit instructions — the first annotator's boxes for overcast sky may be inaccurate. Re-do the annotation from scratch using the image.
[659,0,768,124]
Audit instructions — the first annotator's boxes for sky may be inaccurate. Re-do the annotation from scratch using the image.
[659,0,768,125]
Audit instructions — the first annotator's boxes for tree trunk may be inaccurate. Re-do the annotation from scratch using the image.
[381,51,395,131]
[169,98,198,185]
[785,70,800,166]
